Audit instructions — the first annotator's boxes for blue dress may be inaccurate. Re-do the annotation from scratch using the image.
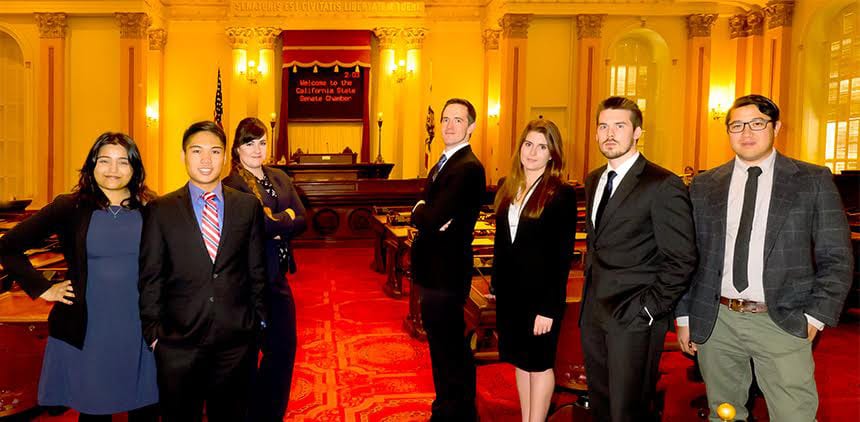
[37,208,158,414]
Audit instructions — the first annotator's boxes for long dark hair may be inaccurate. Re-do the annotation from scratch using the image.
[73,132,154,209]
[494,119,566,219]
[231,117,277,221]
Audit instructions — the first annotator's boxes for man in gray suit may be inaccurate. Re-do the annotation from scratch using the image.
[675,94,854,421]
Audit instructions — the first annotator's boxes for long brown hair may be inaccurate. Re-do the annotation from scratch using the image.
[74,132,155,209]
[231,117,277,220]
[494,119,565,219]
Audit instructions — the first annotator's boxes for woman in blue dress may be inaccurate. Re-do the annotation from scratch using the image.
[223,117,307,422]
[0,132,159,421]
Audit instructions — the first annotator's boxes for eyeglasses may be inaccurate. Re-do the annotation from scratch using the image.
[727,119,772,133]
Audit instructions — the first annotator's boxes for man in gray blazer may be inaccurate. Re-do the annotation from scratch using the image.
[675,94,854,421]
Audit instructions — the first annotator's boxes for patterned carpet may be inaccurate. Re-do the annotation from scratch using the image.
[25,247,860,421]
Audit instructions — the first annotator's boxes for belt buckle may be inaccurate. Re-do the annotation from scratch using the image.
[729,299,745,313]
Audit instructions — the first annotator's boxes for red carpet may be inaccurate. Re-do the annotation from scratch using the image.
[26,247,860,421]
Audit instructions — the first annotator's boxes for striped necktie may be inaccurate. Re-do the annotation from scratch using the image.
[201,192,220,263]
[431,154,448,182]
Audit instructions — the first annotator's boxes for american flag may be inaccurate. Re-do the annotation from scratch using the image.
[214,68,223,129]
[424,105,435,172]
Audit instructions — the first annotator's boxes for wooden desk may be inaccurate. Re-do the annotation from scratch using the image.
[0,291,52,417]
[274,162,394,181]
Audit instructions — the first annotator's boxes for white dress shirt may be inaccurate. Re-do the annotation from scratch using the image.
[590,152,640,226]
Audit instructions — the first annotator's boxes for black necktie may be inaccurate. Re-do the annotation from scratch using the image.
[594,170,617,230]
[430,154,448,182]
[733,166,763,292]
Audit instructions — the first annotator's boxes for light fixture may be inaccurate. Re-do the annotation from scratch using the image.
[240,59,262,83]
[710,104,727,121]
[391,59,413,83]
[487,103,500,119]
[145,105,159,127]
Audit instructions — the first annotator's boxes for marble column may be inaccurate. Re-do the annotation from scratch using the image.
[763,0,794,154]
[682,13,718,172]
[573,14,605,182]
[147,28,166,192]
[256,27,281,159]
[116,13,151,150]
[481,28,501,182]
[34,12,67,203]
[402,27,426,177]
[498,14,531,180]
[373,27,400,177]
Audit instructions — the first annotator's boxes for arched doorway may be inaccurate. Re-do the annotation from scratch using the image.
[0,30,28,201]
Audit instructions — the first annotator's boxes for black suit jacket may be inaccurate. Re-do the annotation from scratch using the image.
[222,166,307,285]
[0,194,104,349]
[582,154,697,327]
[138,184,267,346]
[492,180,578,320]
[676,153,854,342]
[411,145,486,295]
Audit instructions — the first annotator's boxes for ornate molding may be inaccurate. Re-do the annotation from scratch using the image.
[115,13,151,39]
[373,27,399,49]
[149,29,168,50]
[686,14,718,38]
[231,1,424,18]
[226,27,254,49]
[255,27,282,49]
[764,0,793,29]
[402,28,427,50]
[482,29,501,50]
[499,14,530,39]
[576,14,605,40]
[34,13,67,39]
[729,10,764,39]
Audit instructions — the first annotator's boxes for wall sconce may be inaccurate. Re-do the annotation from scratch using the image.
[145,105,159,128]
[487,103,500,120]
[709,87,733,121]
[710,104,727,121]
[240,59,262,84]
[391,59,413,83]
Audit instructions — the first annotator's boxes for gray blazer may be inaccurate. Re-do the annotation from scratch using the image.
[676,152,854,343]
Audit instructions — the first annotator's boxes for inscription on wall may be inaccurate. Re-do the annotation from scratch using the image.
[231,1,425,17]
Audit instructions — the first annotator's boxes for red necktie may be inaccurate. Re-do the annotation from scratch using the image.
[201,192,220,263]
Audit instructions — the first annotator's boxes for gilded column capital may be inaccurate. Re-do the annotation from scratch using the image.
[729,14,745,39]
[499,14,531,39]
[115,13,151,39]
[764,0,793,29]
[402,28,427,50]
[255,27,282,49]
[686,14,718,38]
[34,13,67,39]
[482,29,501,50]
[576,14,606,40]
[225,27,253,49]
[149,29,168,50]
[746,10,764,36]
[373,27,400,50]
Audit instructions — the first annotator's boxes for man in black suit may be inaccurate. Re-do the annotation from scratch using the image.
[581,96,697,422]
[139,121,267,422]
[411,98,486,421]
[675,95,854,421]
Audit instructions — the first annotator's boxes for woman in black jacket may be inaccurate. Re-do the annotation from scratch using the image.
[491,119,578,422]
[0,133,158,421]
[222,117,307,421]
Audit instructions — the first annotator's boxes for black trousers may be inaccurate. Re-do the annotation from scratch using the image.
[154,339,256,422]
[77,404,159,422]
[248,288,298,422]
[419,286,477,422]
[580,297,668,422]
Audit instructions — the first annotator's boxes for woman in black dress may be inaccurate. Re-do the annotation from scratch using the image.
[491,119,578,422]
[222,117,306,422]
[0,133,158,421]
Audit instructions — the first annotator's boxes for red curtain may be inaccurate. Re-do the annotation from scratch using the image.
[278,30,372,162]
